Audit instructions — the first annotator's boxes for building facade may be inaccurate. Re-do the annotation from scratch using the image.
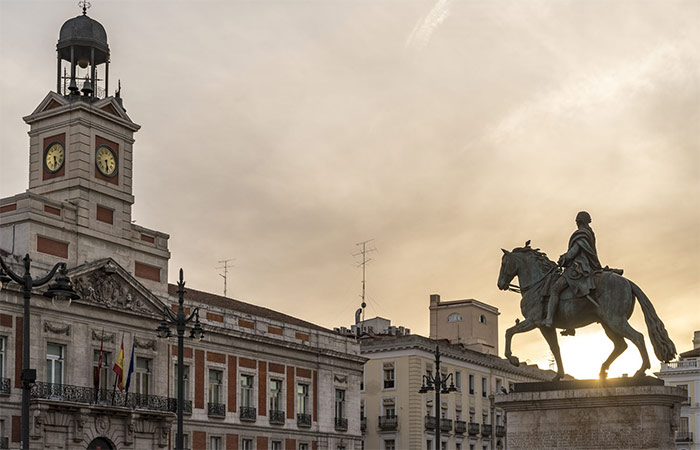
[657,330,700,450]
[0,7,364,450]
[357,295,558,450]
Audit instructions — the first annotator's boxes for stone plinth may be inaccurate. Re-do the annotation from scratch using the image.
[495,377,686,450]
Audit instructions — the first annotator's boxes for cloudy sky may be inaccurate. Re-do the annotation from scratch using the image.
[1,0,698,378]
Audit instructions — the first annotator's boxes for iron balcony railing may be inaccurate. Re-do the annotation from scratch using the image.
[297,413,312,427]
[335,417,348,431]
[378,415,398,430]
[468,422,480,435]
[208,402,226,418]
[0,437,8,449]
[425,415,437,430]
[675,431,693,442]
[440,418,452,432]
[0,378,10,395]
[496,425,506,437]
[269,409,285,424]
[31,382,177,413]
[454,420,466,434]
[481,424,492,436]
[239,406,256,422]
[182,399,193,414]
[663,360,698,369]
[361,416,367,432]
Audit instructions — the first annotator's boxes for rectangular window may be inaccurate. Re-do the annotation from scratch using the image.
[456,443,462,450]
[455,371,462,390]
[209,369,223,404]
[299,444,309,450]
[269,379,283,412]
[297,383,309,414]
[174,364,190,400]
[46,343,64,384]
[182,434,189,450]
[360,368,364,391]
[0,336,5,378]
[210,436,222,450]
[135,357,151,395]
[335,389,346,419]
[426,440,433,450]
[271,442,282,450]
[441,442,447,450]
[360,399,365,420]
[241,439,253,450]
[383,404,395,418]
[384,440,395,450]
[241,374,254,408]
[469,374,474,395]
[93,350,112,391]
[383,364,395,389]
[481,377,488,397]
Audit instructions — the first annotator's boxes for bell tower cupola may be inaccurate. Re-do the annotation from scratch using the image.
[56,1,110,99]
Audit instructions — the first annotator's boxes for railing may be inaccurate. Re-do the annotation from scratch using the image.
[208,402,226,418]
[481,424,492,436]
[383,380,395,389]
[297,413,312,427]
[182,399,192,414]
[378,415,398,430]
[675,431,693,442]
[425,415,437,430]
[454,420,466,434]
[361,416,366,432]
[663,360,698,369]
[496,425,506,437]
[0,437,8,449]
[0,378,10,395]
[335,417,348,431]
[440,418,452,432]
[468,422,480,435]
[30,382,176,413]
[239,406,256,422]
[269,409,285,424]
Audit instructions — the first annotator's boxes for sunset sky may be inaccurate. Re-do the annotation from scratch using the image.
[1,0,698,379]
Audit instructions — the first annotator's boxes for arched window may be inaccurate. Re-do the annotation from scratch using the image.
[447,313,462,322]
[479,315,486,324]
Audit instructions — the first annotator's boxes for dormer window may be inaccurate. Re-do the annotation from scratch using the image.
[447,313,462,322]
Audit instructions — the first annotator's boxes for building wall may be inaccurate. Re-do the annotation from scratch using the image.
[428,295,499,356]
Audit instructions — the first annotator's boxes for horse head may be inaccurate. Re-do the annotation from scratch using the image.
[497,242,554,292]
[497,248,518,291]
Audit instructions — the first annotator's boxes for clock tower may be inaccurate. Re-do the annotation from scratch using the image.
[0,6,170,294]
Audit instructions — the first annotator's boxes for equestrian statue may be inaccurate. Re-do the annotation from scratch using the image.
[497,211,676,381]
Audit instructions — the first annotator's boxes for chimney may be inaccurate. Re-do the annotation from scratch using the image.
[430,294,440,305]
[693,330,700,349]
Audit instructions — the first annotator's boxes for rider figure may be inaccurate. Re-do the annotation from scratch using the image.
[543,211,602,327]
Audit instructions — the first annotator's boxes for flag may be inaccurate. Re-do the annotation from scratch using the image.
[113,337,125,391]
[93,330,104,390]
[124,340,136,394]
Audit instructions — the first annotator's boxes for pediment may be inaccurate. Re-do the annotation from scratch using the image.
[92,96,134,122]
[67,258,167,317]
[30,91,69,115]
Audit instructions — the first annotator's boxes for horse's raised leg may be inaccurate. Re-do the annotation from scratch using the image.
[606,319,651,378]
[540,326,565,381]
[599,323,628,380]
[505,319,537,367]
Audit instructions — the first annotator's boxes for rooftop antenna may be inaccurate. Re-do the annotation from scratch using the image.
[353,239,376,326]
[216,259,235,297]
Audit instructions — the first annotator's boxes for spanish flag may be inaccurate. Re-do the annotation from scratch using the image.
[113,337,125,391]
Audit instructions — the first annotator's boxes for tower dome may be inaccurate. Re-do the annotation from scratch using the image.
[57,14,109,65]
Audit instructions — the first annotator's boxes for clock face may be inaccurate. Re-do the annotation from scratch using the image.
[44,142,65,173]
[95,145,118,177]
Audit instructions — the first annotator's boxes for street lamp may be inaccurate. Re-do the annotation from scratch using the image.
[419,345,457,450]
[156,268,204,450]
[0,253,80,450]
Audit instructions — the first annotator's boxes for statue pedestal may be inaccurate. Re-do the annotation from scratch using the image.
[494,377,685,450]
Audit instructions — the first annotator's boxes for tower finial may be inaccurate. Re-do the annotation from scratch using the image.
[78,0,91,15]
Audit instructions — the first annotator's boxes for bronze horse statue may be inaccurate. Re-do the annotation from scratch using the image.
[497,243,676,381]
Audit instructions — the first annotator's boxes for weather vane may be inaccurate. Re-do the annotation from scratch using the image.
[79,0,92,15]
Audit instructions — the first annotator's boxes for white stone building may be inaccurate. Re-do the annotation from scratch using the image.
[0,6,364,450]
[657,330,700,450]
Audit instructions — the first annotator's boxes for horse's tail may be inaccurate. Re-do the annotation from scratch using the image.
[630,281,676,362]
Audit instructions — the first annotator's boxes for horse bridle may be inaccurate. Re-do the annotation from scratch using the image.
[508,264,559,294]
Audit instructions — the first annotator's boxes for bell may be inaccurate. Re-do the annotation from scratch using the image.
[68,78,79,93]
[81,78,93,96]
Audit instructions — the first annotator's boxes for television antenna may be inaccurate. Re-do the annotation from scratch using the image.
[216,258,235,297]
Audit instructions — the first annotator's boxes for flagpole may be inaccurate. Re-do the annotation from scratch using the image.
[95,328,104,402]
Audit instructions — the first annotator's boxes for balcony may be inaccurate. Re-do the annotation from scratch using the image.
[297,413,312,428]
[481,424,492,437]
[208,402,226,418]
[675,431,694,443]
[361,416,367,432]
[440,418,452,432]
[468,422,480,436]
[31,382,177,413]
[425,415,437,430]
[269,409,285,425]
[182,399,192,415]
[239,406,256,422]
[662,360,698,370]
[378,415,398,430]
[454,420,466,434]
[335,417,348,431]
[0,437,8,449]
[496,425,506,437]
[0,378,9,395]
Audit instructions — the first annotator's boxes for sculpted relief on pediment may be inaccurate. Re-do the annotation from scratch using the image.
[73,271,154,314]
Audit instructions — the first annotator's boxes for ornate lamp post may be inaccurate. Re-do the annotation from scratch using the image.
[419,345,457,450]
[0,254,80,450]
[155,268,204,450]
